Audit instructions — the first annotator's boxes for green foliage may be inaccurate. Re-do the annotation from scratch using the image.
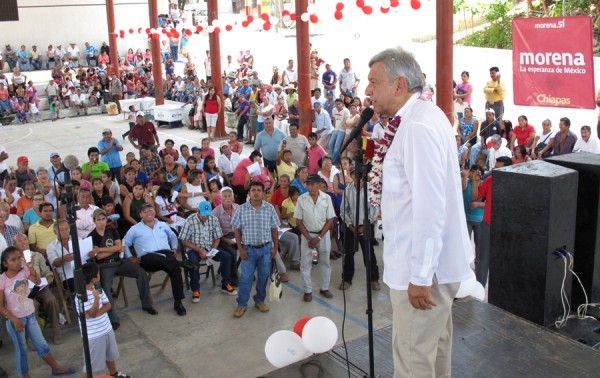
[457,0,514,50]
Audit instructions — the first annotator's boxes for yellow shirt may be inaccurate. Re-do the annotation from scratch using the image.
[277,161,298,181]
[28,221,57,251]
[483,80,505,103]
[282,197,297,228]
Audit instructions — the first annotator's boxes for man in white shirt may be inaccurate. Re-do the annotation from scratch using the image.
[573,125,600,154]
[75,188,98,239]
[329,99,350,165]
[339,58,360,98]
[282,59,297,87]
[71,88,88,116]
[67,42,80,64]
[365,47,472,377]
[217,143,241,177]
[0,144,8,183]
[488,134,512,170]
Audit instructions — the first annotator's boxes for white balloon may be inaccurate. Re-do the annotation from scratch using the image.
[282,15,291,24]
[114,29,119,34]
[269,16,279,24]
[455,277,477,298]
[207,25,215,33]
[265,330,311,368]
[471,282,486,301]
[307,4,317,14]
[300,12,310,22]
[302,316,338,354]
[381,0,391,8]
[211,19,220,27]
[201,29,209,37]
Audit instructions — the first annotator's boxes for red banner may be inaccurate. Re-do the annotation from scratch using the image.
[512,16,595,109]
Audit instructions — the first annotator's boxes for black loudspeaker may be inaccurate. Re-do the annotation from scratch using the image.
[488,161,578,326]
[547,152,600,306]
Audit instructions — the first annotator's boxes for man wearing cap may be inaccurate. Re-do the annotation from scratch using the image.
[88,208,157,329]
[17,45,30,71]
[123,203,194,316]
[295,174,336,302]
[339,58,360,99]
[180,201,238,303]
[322,64,338,98]
[483,66,505,122]
[14,156,37,188]
[231,181,280,318]
[29,45,42,71]
[471,109,501,167]
[285,85,298,108]
[128,114,159,150]
[98,129,124,180]
[67,42,80,64]
[254,117,285,174]
[47,152,65,185]
[71,88,88,116]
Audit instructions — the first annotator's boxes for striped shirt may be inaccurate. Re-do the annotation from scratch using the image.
[76,290,112,340]
[230,200,279,246]
[179,214,223,250]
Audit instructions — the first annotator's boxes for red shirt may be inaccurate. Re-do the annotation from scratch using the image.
[513,124,535,147]
[270,188,287,207]
[204,98,219,114]
[232,158,252,186]
[307,145,327,174]
[479,176,493,225]
[129,122,157,146]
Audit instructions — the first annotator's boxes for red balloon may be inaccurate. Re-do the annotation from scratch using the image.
[380,7,390,14]
[225,24,233,31]
[356,0,365,8]
[161,28,167,34]
[247,15,254,23]
[282,10,290,16]
[214,27,221,34]
[128,28,134,34]
[173,32,180,38]
[263,22,271,31]
[196,25,204,32]
[362,5,373,15]
[241,21,248,27]
[309,14,318,23]
[185,28,193,36]
[336,2,345,11]
[411,0,422,10]
[165,32,172,38]
[170,27,177,34]
[290,13,296,21]
[119,31,125,38]
[334,11,343,20]
[261,13,269,21]
[151,33,159,39]
[293,317,313,337]
[145,28,151,34]
[137,27,143,34]
[487,140,493,149]
[390,0,400,7]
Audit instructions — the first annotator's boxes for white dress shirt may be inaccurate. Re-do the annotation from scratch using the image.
[218,152,241,175]
[574,137,600,154]
[75,205,98,239]
[488,144,512,170]
[382,93,472,290]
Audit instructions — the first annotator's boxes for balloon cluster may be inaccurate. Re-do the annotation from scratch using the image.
[265,316,338,368]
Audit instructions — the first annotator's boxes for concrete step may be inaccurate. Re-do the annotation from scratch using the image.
[2,105,104,125]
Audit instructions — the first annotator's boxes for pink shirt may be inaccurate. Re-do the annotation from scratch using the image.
[0,267,35,318]
[307,145,327,174]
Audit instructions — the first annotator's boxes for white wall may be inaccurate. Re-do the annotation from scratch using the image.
[0,0,176,56]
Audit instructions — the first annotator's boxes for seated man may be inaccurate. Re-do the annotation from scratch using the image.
[46,219,76,292]
[122,203,194,316]
[28,202,57,259]
[84,42,98,67]
[212,186,239,285]
[88,209,157,329]
[179,201,237,304]
[71,88,88,116]
[14,233,63,344]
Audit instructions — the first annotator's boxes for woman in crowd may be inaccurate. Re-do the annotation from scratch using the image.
[291,166,309,195]
[228,132,243,155]
[203,155,228,187]
[462,165,484,267]
[332,157,353,218]
[512,144,532,165]
[499,120,513,147]
[281,185,300,233]
[162,153,184,192]
[457,135,469,169]
[459,107,479,150]
[22,192,44,232]
[532,119,555,159]
[180,169,210,216]
[454,71,473,120]
[125,48,135,63]
[317,156,338,194]
[203,87,221,141]
[208,179,223,207]
[122,181,153,227]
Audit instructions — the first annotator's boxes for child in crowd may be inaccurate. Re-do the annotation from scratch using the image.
[123,105,137,140]
[208,179,222,207]
[50,97,61,121]
[0,247,77,377]
[15,98,27,124]
[78,262,130,378]
[28,97,41,123]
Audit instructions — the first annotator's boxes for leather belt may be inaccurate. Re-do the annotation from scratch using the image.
[487,100,503,105]
[97,258,120,265]
[244,242,270,249]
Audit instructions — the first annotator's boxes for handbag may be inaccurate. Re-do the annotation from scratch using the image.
[535,132,553,158]
[268,262,282,302]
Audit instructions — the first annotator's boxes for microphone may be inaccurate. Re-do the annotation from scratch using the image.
[340,107,375,154]
[54,155,80,176]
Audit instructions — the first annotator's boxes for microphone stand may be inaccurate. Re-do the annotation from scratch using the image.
[341,132,376,378]
[63,170,93,377]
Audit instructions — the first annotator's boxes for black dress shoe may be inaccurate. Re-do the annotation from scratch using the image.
[174,302,187,316]
[142,307,158,315]
[179,260,197,272]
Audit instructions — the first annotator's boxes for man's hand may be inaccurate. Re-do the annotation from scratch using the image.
[239,247,249,260]
[128,256,141,264]
[269,245,278,259]
[407,283,436,310]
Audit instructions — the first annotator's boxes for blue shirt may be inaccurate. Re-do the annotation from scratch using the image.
[85,45,97,56]
[23,208,41,226]
[314,109,333,136]
[98,139,123,169]
[254,129,285,161]
[463,180,484,223]
[238,86,252,97]
[123,220,178,258]
[165,61,175,76]
[322,70,337,86]
[291,178,307,195]
[17,50,28,61]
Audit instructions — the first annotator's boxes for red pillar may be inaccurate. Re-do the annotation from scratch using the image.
[149,0,164,105]
[295,0,311,137]
[208,0,225,137]
[436,0,454,124]
[106,0,119,77]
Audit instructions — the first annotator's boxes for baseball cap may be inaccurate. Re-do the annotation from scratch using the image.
[306,174,321,183]
[198,201,212,216]
[313,102,321,107]
[485,108,495,115]
[102,128,112,134]
[17,156,28,164]
[220,187,233,195]
[49,152,60,158]
[92,208,107,220]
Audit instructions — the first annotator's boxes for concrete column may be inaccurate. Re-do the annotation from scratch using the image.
[436,0,453,124]
[149,0,164,105]
[106,0,119,77]
[295,0,311,137]
[208,0,225,137]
